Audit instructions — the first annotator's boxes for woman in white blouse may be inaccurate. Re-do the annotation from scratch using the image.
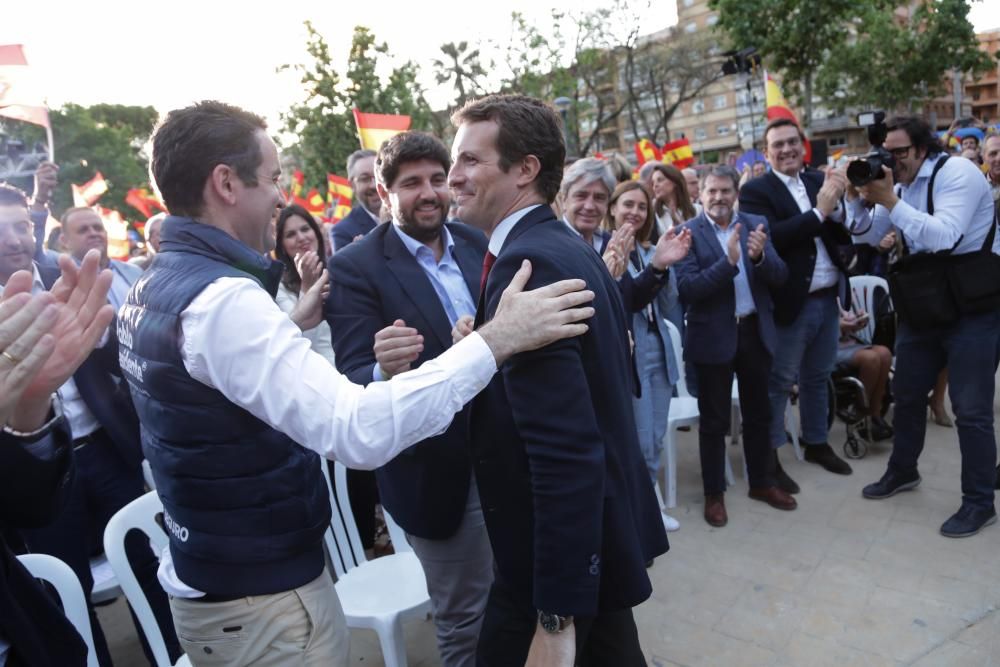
[274,204,336,366]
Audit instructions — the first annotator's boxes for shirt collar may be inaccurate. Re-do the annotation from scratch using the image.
[392,223,456,262]
[772,169,803,189]
[912,152,945,183]
[488,204,542,256]
[704,211,737,233]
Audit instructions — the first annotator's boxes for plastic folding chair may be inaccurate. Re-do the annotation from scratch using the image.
[102,491,190,667]
[849,275,891,346]
[18,553,99,667]
[320,461,430,667]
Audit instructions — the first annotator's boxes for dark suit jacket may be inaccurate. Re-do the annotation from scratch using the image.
[39,265,143,470]
[470,205,668,618]
[331,205,379,251]
[325,222,487,539]
[675,212,788,365]
[593,228,670,315]
[1,420,89,666]
[739,169,851,325]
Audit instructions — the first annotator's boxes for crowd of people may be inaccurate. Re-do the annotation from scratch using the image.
[1,93,999,667]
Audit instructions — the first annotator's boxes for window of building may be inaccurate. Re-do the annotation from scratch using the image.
[694,127,708,141]
[827,136,848,149]
[683,0,694,6]
[685,22,697,33]
[713,94,728,110]
[716,124,731,136]
[692,99,705,114]
[706,14,719,26]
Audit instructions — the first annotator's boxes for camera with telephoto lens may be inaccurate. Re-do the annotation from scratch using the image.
[847,111,896,187]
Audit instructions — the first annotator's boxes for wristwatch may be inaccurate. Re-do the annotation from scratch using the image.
[538,610,573,634]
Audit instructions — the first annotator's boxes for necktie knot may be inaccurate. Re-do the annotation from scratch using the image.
[480,251,497,292]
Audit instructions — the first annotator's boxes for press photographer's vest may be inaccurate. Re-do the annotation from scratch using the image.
[888,156,1000,329]
[117,216,331,597]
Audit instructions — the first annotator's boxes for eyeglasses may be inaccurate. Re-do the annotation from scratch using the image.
[888,145,913,159]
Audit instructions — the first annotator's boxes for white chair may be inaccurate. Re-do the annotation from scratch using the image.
[89,554,121,605]
[103,491,191,667]
[660,320,734,509]
[849,275,891,345]
[18,553,99,667]
[320,461,430,667]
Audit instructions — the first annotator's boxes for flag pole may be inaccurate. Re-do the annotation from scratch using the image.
[45,122,54,162]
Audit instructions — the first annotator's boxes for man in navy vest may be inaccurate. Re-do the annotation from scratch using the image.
[120,100,595,666]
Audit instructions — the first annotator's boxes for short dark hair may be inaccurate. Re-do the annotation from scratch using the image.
[452,94,566,203]
[60,206,97,230]
[375,132,451,189]
[150,100,267,218]
[275,204,326,292]
[0,183,28,208]
[886,115,944,157]
[763,117,806,147]
[700,164,741,191]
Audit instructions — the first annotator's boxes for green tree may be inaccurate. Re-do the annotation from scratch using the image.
[280,22,435,192]
[815,0,994,113]
[433,42,489,109]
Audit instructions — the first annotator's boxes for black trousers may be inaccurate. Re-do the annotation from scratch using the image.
[694,316,775,496]
[476,577,646,666]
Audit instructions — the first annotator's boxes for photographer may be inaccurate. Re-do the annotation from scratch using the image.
[848,115,999,538]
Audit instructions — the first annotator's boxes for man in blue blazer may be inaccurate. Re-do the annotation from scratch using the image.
[675,165,795,527]
[326,132,492,667]
[451,94,667,666]
[331,149,383,251]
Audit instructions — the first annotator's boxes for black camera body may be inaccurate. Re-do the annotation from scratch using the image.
[847,110,896,187]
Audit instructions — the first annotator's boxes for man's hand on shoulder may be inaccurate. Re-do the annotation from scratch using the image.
[477,260,595,366]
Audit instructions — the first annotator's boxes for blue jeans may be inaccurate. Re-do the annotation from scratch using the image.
[888,309,1000,510]
[769,292,840,447]
[632,334,672,487]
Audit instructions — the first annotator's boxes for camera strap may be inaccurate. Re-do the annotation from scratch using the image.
[900,155,960,256]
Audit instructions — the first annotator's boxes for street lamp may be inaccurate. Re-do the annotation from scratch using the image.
[554,96,572,154]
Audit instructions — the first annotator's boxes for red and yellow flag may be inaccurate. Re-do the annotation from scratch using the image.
[0,44,49,129]
[352,109,411,151]
[97,207,130,260]
[764,70,811,163]
[71,172,108,207]
[303,188,326,218]
[634,139,662,166]
[125,187,167,219]
[327,174,353,206]
[661,138,695,169]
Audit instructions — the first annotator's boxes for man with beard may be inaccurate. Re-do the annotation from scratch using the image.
[332,149,384,251]
[325,131,491,667]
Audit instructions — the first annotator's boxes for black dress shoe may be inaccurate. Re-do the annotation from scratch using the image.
[860,416,894,442]
[862,468,921,499]
[773,451,800,494]
[940,505,997,538]
[803,443,853,475]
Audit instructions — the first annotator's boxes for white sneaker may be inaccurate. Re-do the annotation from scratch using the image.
[661,511,680,532]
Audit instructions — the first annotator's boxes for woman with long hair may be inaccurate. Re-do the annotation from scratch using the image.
[648,163,697,234]
[606,180,691,532]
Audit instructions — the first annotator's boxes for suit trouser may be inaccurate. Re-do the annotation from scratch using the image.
[169,568,349,666]
[475,576,645,667]
[407,477,494,667]
[21,429,181,667]
[888,310,1000,510]
[694,315,775,496]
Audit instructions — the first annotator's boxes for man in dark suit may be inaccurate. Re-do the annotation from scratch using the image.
[739,118,854,489]
[331,148,383,251]
[326,131,492,667]
[449,94,667,666]
[675,165,794,527]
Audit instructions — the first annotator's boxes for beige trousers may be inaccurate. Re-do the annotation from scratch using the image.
[169,569,350,666]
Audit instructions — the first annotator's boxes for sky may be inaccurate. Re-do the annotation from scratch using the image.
[2,0,998,134]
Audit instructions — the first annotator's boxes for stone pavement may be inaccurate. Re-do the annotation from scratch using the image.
[103,398,1000,666]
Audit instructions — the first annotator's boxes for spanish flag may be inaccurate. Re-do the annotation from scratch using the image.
[332,200,352,223]
[0,44,49,129]
[290,170,305,201]
[764,70,811,163]
[353,109,411,151]
[327,174,353,206]
[662,139,695,169]
[303,188,327,218]
[125,186,167,219]
[71,172,108,207]
[634,139,662,166]
[97,207,130,260]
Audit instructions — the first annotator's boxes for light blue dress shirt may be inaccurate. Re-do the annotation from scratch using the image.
[707,214,757,317]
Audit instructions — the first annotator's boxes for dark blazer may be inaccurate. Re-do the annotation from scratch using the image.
[331,205,379,251]
[470,205,668,618]
[1,420,89,667]
[739,169,851,325]
[325,222,487,539]
[592,228,670,315]
[39,265,143,469]
[674,211,788,365]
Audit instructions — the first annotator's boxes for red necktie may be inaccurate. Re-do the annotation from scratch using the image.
[480,251,497,292]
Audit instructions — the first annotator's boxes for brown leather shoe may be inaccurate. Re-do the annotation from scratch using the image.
[748,485,798,511]
[704,493,728,527]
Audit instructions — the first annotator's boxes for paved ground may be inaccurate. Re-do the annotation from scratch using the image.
[102,393,1000,666]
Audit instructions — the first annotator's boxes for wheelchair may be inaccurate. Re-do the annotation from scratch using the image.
[827,369,872,459]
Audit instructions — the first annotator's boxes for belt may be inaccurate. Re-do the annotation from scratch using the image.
[72,428,105,451]
[808,285,838,299]
[735,313,757,325]
[190,592,246,603]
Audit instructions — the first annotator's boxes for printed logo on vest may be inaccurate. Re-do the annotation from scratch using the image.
[163,511,190,542]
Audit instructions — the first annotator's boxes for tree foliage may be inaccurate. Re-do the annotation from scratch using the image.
[279,22,435,191]
[432,42,488,109]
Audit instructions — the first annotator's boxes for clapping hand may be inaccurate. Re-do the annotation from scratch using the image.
[601,225,636,279]
[651,226,691,270]
[726,223,742,266]
[295,251,325,296]
[746,224,767,262]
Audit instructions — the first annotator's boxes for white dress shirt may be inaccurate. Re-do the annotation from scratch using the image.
[156,274,498,596]
[490,205,542,256]
[772,170,840,292]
